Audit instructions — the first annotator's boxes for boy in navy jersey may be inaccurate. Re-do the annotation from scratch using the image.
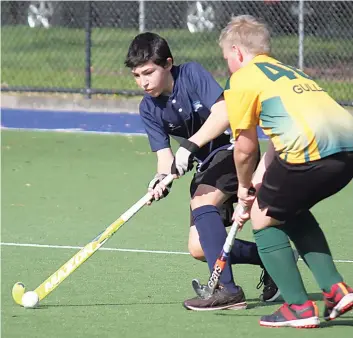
[125,32,285,310]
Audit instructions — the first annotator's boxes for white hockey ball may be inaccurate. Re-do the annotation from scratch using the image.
[22,291,39,308]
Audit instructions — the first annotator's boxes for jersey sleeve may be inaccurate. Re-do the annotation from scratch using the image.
[139,100,170,152]
[224,75,261,138]
[187,62,223,110]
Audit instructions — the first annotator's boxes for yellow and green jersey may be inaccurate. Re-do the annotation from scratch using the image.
[224,54,353,163]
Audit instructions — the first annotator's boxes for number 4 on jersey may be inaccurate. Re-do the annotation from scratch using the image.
[256,62,311,81]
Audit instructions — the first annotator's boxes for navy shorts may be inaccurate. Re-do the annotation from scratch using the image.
[190,150,239,198]
[190,149,260,226]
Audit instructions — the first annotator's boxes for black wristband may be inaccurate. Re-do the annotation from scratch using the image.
[171,159,177,176]
[180,139,200,154]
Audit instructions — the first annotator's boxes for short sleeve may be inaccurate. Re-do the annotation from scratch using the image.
[139,100,170,152]
[224,75,261,138]
[186,62,223,110]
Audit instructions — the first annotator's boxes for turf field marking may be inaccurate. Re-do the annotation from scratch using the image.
[1,242,352,263]
[0,242,189,255]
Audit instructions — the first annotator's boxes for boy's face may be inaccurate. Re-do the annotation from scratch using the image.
[131,59,172,97]
[222,44,242,74]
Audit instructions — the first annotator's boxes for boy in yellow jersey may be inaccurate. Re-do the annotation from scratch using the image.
[216,15,353,328]
[171,14,352,325]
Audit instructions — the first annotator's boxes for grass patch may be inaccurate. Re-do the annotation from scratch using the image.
[2,130,353,338]
[1,26,352,102]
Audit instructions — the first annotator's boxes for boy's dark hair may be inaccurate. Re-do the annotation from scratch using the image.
[125,32,173,69]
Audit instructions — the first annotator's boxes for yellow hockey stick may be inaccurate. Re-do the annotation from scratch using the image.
[12,174,174,306]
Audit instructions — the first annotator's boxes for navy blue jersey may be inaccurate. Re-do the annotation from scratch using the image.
[139,62,233,164]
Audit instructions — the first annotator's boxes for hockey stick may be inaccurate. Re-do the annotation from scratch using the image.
[12,174,174,306]
[192,187,256,299]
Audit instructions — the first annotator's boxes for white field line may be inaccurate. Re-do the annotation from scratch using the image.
[0,242,189,255]
[1,242,352,263]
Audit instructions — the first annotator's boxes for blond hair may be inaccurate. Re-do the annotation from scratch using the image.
[219,15,271,55]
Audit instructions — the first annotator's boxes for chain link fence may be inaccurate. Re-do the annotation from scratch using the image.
[1,1,353,104]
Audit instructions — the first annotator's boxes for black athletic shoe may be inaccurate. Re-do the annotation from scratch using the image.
[257,269,281,302]
[183,285,247,311]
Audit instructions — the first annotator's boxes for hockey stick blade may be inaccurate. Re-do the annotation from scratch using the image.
[192,279,212,299]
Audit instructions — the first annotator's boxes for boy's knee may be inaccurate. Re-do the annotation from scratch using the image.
[190,184,224,210]
[190,195,209,210]
[188,242,206,261]
[188,224,206,261]
[250,200,283,230]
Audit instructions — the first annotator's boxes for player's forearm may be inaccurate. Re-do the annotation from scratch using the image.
[189,98,230,147]
[234,127,259,188]
[251,141,276,190]
[156,148,174,174]
[234,148,259,188]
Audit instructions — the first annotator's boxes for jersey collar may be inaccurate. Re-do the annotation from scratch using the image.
[248,54,271,65]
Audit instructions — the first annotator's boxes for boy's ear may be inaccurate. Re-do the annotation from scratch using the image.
[165,57,173,70]
[232,45,243,63]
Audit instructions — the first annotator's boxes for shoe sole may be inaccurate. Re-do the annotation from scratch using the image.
[260,317,320,328]
[262,250,299,303]
[184,301,247,311]
[325,293,353,321]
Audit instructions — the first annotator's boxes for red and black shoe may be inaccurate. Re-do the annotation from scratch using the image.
[259,300,320,328]
[323,282,353,321]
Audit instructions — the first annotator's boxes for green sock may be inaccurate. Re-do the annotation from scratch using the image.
[283,210,343,292]
[253,227,308,305]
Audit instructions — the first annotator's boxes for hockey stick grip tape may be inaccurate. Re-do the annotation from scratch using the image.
[160,174,174,187]
[223,187,256,252]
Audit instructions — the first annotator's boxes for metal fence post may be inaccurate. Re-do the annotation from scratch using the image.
[298,0,304,70]
[139,0,145,33]
[85,1,92,99]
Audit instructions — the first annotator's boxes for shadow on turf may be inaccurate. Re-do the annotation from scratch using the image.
[215,313,353,328]
[321,320,353,328]
[33,295,320,310]
[38,301,182,308]
[246,292,328,306]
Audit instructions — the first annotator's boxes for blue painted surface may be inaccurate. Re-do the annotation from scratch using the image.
[1,108,146,135]
[1,108,268,139]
